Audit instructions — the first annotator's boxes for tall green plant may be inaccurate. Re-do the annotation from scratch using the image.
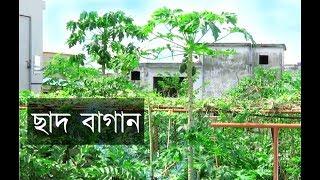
[143,7,254,179]
[66,11,146,75]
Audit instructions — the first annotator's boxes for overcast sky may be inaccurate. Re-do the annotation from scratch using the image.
[43,0,301,64]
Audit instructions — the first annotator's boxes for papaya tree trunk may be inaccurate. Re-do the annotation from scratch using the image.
[101,63,106,75]
[173,119,177,143]
[187,53,194,180]
[166,117,171,149]
[164,116,172,177]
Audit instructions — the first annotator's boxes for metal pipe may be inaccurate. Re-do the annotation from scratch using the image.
[210,123,300,179]
[272,127,279,180]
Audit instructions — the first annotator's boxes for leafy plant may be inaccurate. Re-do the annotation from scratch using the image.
[19,90,36,105]
[42,54,143,98]
[66,11,146,75]
[155,72,188,97]
[142,7,254,179]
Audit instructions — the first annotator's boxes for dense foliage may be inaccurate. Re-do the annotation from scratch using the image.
[19,7,300,180]
[42,55,141,98]
[20,65,300,179]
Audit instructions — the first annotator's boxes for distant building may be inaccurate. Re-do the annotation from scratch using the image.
[43,51,74,66]
[284,62,301,71]
[132,43,286,98]
[19,0,46,92]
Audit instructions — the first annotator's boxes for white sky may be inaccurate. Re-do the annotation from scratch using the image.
[43,0,301,64]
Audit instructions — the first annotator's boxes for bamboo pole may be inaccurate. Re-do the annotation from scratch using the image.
[153,123,159,153]
[148,105,154,179]
[166,112,172,149]
[164,112,172,176]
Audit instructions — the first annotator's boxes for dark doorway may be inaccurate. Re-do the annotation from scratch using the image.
[153,76,185,97]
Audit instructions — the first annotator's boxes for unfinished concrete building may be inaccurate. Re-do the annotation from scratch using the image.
[131,43,286,98]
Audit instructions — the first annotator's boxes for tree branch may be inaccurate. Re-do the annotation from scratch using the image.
[171,48,185,53]
[151,33,185,48]
[214,32,231,42]
[196,28,210,43]
[141,53,184,60]
[161,162,176,176]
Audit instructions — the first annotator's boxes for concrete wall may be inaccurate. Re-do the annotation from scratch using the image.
[202,46,252,97]
[19,0,45,92]
[137,44,285,99]
[252,47,284,69]
[202,45,284,97]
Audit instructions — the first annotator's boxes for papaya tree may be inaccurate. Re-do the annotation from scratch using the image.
[66,11,146,75]
[142,7,254,179]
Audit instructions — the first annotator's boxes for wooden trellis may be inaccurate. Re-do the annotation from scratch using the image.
[20,104,301,179]
[209,122,300,180]
[148,105,301,180]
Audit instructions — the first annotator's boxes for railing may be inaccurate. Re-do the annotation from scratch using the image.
[149,105,301,180]
[209,122,301,180]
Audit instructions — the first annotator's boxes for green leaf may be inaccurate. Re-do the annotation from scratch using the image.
[166,44,172,51]
[222,12,238,25]
[119,31,124,41]
[201,22,208,36]
[80,11,88,20]
[208,22,221,41]
[230,26,255,43]
[202,11,220,22]
[66,21,77,31]
[151,7,172,23]
[179,63,187,73]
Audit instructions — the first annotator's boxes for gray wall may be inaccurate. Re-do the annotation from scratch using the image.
[19,0,45,92]
[19,16,31,90]
[137,44,285,99]
[202,45,284,97]
[202,46,252,97]
[252,47,284,69]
